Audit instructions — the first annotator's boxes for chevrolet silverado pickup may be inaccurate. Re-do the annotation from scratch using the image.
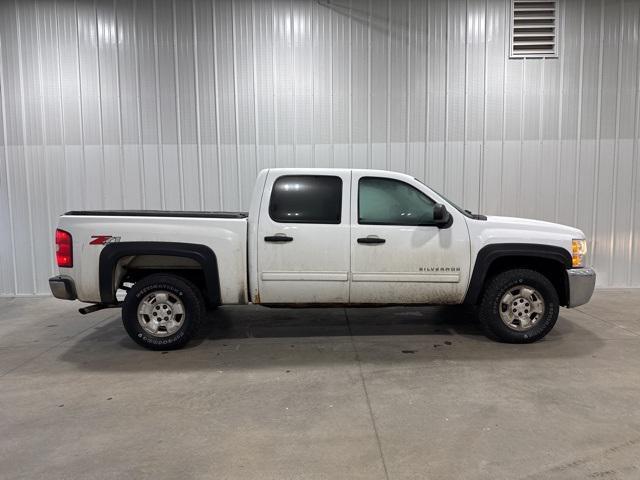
[49,168,596,350]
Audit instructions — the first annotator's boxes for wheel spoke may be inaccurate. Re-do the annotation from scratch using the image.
[138,300,153,316]
[171,302,184,315]
[501,291,515,306]
[520,287,536,301]
[531,300,544,314]
[166,318,180,332]
[140,304,153,317]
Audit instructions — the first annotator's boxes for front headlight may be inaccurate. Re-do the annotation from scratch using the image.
[572,239,587,268]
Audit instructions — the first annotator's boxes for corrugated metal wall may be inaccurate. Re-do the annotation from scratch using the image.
[1,0,639,295]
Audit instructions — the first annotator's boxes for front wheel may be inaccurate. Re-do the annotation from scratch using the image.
[478,268,559,343]
[122,274,205,350]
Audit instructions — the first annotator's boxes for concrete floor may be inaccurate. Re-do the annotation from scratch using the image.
[1,290,639,479]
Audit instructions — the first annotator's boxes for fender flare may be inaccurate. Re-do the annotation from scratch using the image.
[464,243,572,305]
[99,242,220,304]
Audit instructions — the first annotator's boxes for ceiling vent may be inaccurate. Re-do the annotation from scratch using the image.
[510,0,558,58]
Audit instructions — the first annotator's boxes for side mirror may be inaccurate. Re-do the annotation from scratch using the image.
[433,203,452,227]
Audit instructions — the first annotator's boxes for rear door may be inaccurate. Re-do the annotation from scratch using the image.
[349,171,471,304]
[257,170,351,304]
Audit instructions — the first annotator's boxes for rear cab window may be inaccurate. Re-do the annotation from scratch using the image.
[269,175,342,224]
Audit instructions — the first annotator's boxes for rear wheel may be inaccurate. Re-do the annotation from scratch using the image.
[479,268,559,343]
[122,273,204,350]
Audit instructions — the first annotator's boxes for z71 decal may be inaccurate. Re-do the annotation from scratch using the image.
[90,235,121,245]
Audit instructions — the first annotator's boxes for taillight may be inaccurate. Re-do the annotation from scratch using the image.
[55,229,73,268]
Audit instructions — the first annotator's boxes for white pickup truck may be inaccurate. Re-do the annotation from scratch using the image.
[49,168,595,350]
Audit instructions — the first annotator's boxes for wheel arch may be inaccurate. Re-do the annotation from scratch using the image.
[99,242,220,304]
[464,243,571,307]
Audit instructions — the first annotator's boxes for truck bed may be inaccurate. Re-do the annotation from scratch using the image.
[65,210,248,219]
[58,211,248,304]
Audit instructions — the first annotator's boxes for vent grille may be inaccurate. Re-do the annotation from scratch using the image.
[510,0,558,58]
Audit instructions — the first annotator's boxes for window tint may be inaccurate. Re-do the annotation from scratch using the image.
[269,175,342,224]
[358,177,436,225]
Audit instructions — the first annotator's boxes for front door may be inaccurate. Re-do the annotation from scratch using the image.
[349,171,470,304]
[257,170,352,304]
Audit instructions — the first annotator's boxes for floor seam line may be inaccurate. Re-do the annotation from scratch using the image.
[574,307,640,337]
[345,308,390,480]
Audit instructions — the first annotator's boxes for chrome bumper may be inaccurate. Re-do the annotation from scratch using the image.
[49,275,77,300]
[566,267,596,308]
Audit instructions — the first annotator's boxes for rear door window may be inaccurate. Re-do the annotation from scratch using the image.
[269,175,342,224]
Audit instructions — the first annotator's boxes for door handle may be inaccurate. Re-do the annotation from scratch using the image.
[357,237,385,244]
[264,235,293,243]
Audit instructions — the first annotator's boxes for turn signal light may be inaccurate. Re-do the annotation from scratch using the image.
[55,229,73,268]
[572,239,587,268]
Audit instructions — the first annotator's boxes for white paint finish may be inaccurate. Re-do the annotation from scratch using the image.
[0,0,639,294]
[57,213,248,304]
[256,168,352,303]
[466,215,583,262]
[349,169,472,304]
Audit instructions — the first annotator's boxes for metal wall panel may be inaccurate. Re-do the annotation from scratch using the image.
[1,0,640,294]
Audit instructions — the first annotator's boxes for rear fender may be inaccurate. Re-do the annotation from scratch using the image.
[99,242,220,304]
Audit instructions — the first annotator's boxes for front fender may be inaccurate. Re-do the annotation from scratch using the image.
[464,243,572,305]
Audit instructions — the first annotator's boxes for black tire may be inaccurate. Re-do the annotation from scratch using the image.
[122,274,205,350]
[478,268,559,343]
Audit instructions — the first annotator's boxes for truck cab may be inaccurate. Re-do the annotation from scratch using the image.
[250,168,471,305]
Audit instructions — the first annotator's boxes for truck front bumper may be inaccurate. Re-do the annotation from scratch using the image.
[566,267,596,308]
[49,275,77,300]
